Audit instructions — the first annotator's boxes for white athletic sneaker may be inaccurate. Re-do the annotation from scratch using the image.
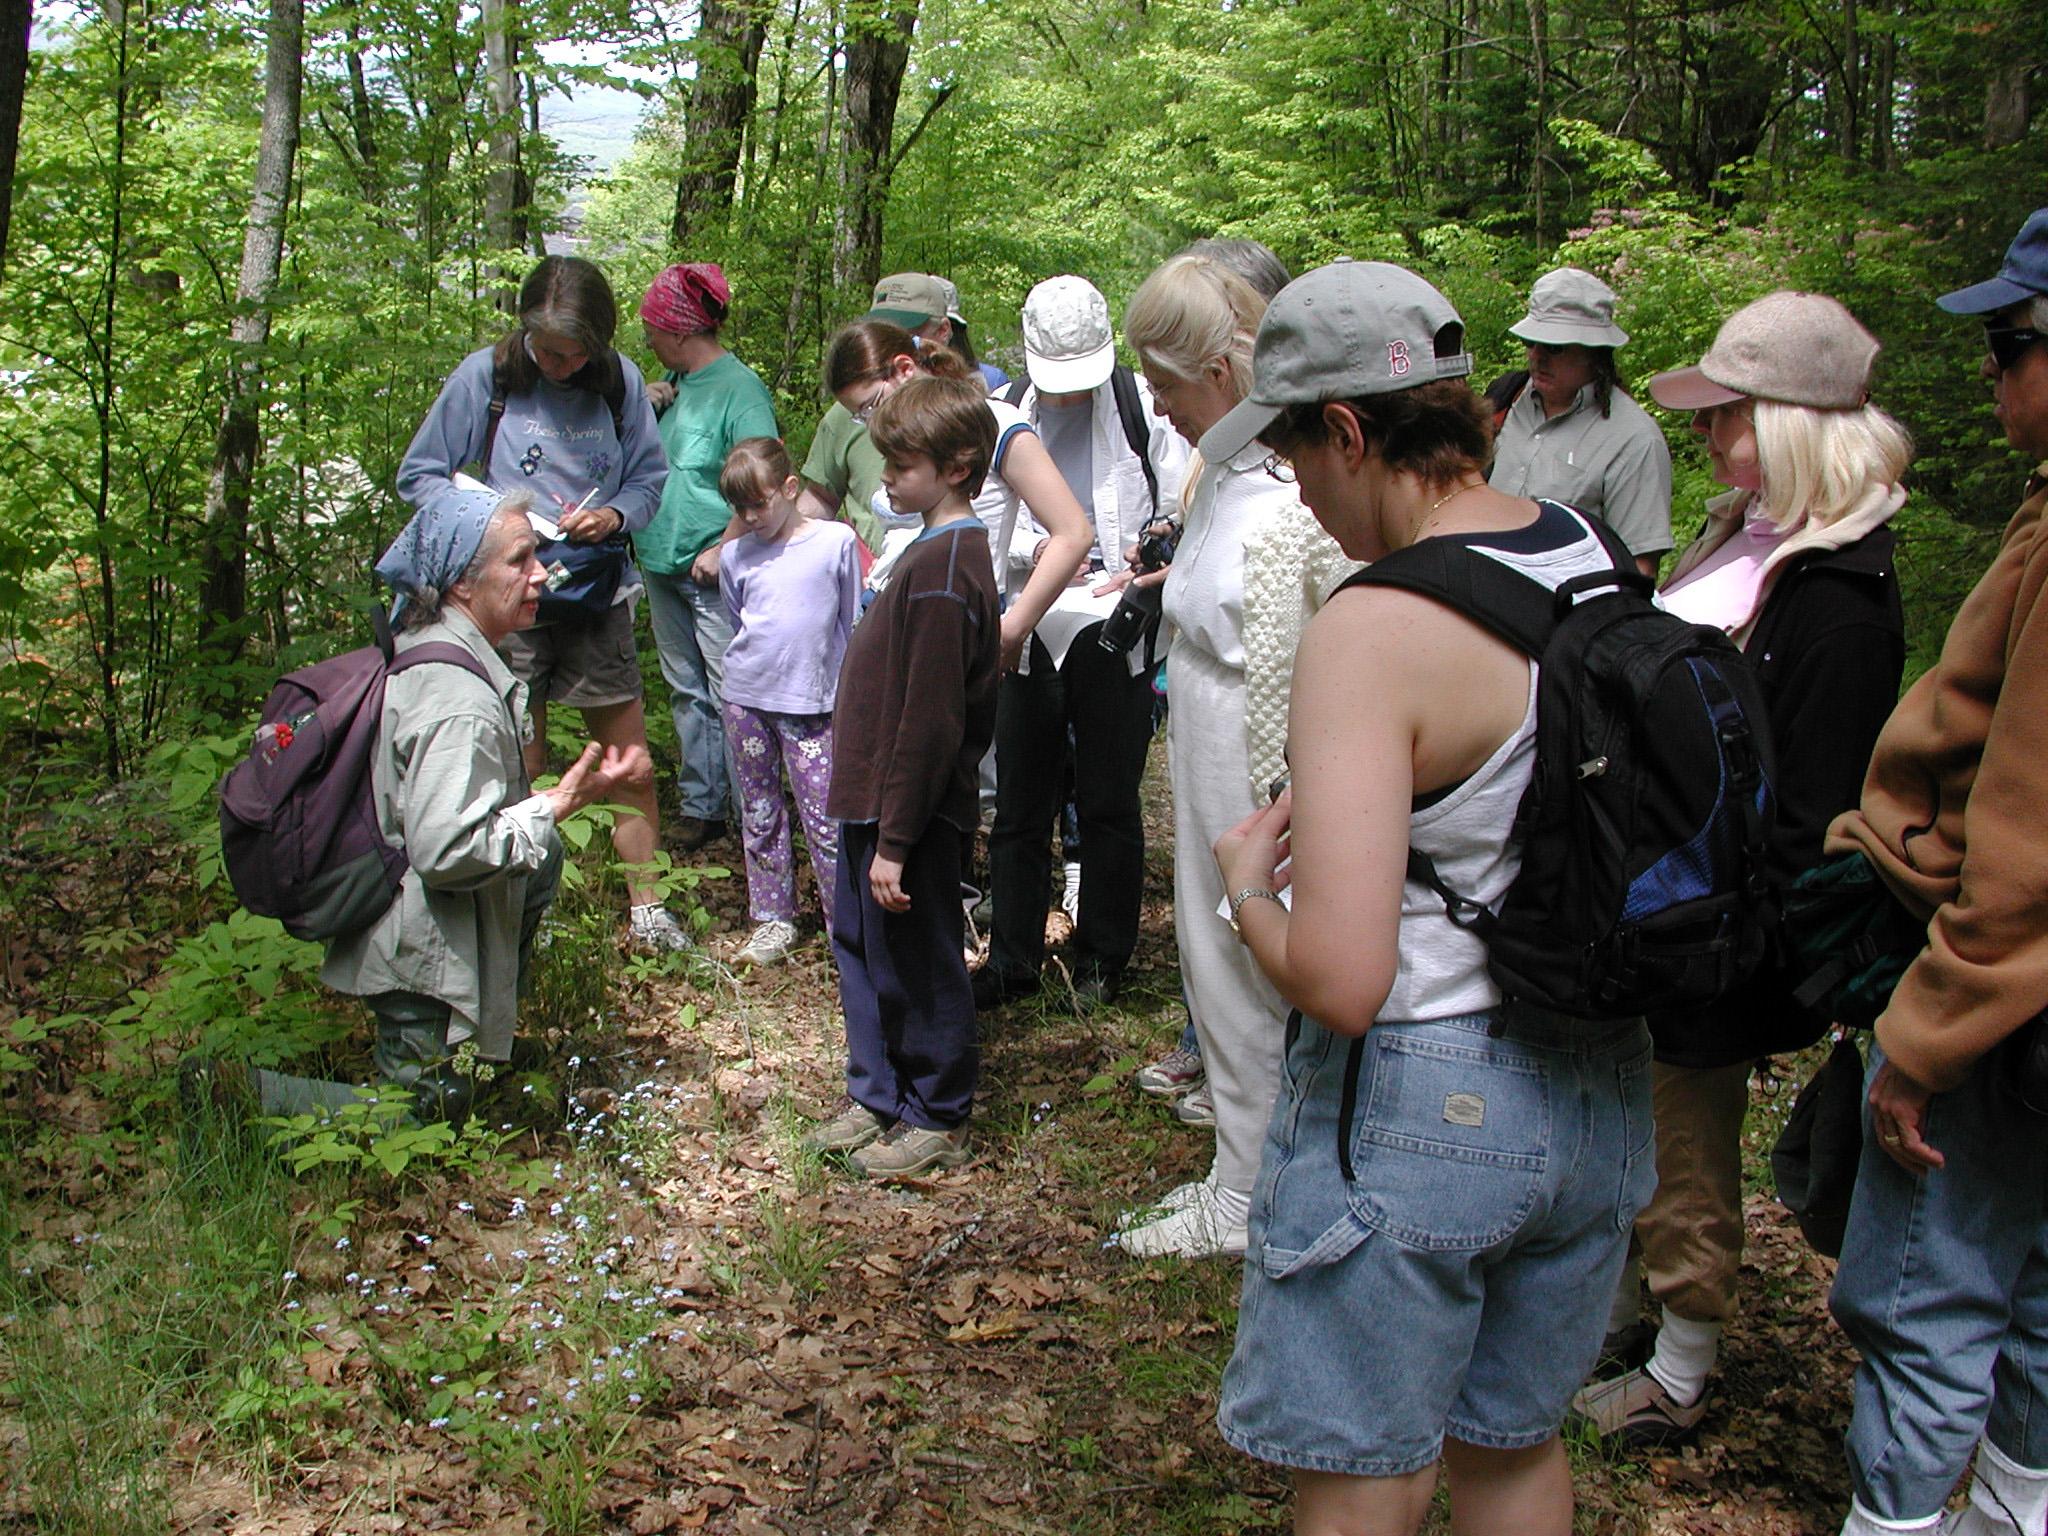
[1173,1082,1216,1127]
[1061,861,1082,922]
[735,919,799,966]
[629,904,694,953]
[1114,1175,1214,1231]
[1111,1181,1248,1259]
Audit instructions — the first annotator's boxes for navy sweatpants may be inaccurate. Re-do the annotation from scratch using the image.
[832,820,977,1131]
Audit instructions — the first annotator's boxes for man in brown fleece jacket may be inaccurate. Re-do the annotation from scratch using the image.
[1825,207,2048,1536]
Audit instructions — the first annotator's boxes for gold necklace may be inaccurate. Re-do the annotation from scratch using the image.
[1428,481,1483,514]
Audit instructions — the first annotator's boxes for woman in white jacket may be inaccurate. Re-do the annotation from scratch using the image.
[1110,252,1357,1259]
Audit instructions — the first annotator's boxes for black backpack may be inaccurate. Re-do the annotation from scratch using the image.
[219,614,494,942]
[1344,505,1779,1023]
[1005,364,1159,512]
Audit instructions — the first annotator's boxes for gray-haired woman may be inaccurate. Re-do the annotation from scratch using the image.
[204,489,649,1123]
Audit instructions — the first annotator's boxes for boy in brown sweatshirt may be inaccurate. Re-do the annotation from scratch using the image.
[1825,207,2048,1536]
[807,377,1000,1182]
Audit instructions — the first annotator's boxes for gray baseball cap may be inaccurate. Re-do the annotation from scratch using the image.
[1509,267,1629,349]
[1649,291,1879,411]
[1199,258,1473,462]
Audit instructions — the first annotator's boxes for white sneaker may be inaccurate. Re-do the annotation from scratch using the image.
[735,919,799,966]
[1173,1082,1216,1126]
[629,904,694,953]
[1061,861,1082,922]
[1111,1181,1248,1259]
[1114,1175,1213,1231]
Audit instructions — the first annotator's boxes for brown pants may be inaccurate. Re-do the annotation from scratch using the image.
[1634,1060,1752,1324]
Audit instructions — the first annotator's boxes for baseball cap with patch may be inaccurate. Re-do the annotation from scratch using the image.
[1200,258,1473,462]
[868,272,949,330]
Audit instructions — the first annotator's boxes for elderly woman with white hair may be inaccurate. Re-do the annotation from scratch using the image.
[198,488,650,1124]
[1108,250,1357,1259]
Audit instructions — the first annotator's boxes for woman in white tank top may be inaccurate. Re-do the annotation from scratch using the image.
[1202,260,1655,1536]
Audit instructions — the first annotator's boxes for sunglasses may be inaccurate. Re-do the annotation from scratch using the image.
[1528,341,1573,358]
[1986,323,2046,374]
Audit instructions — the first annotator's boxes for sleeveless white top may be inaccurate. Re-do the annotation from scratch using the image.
[1378,502,1618,1022]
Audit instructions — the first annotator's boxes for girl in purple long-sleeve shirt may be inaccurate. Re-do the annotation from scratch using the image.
[716,439,862,967]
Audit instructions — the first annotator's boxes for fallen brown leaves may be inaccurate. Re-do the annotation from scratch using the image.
[1,789,1867,1536]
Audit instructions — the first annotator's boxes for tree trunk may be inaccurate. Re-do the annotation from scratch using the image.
[670,0,766,248]
[482,0,525,257]
[1525,0,1548,246]
[1837,0,1859,160]
[1985,59,2033,150]
[830,0,917,299]
[195,0,302,668]
[0,0,30,277]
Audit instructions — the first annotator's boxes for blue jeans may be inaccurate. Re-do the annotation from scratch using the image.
[1831,1043,2048,1519]
[643,569,734,821]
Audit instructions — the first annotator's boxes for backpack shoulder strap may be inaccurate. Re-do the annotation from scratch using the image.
[1003,378,1029,407]
[1109,364,1159,512]
[1339,538,1558,659]
[388,642,495,685]
[599,350,627,437]
[483,361,508,478]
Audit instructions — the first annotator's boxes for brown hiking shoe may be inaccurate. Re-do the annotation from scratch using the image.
[802,1099,890,1155]
[850,1121,971,1181]
[1570,1366,1709,1449]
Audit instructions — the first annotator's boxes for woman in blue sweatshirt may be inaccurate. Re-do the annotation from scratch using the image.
[398,256,688,953]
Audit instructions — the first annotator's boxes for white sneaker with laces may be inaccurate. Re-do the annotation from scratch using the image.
[1134,1045,1205,1096]
[629,904,694,953]
[1112,1180,1249,1259]
[1173,1082,1216,1126]
[1114,1174,1214,1231]
[1061,861,1082,922]
[735,919,799,966]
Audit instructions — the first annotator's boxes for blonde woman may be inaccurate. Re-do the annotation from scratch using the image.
[1109,252,1357,1259]
[1576,291,1908,1447]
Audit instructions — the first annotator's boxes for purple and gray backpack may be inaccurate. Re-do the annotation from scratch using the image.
[218,622,492,941]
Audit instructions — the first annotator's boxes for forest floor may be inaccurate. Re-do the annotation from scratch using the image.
[0,759,1866,1535]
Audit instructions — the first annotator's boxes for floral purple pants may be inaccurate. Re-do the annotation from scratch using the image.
[721,702,839,926]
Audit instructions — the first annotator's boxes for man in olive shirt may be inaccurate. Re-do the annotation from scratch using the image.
[1488,267,1673,577]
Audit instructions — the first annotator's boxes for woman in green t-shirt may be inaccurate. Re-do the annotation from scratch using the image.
[637,263,780,853]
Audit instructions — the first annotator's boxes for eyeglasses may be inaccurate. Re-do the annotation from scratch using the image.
[849,382,892,424]
[1987,324,2046,374]
[1528,342,1573,358]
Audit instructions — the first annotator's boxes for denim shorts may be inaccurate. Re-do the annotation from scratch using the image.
[1218,1011,1656,1477]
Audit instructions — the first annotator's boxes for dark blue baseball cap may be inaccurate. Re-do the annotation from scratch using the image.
[1937,208,2048,315]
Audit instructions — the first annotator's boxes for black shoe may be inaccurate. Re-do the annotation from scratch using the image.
[1073,965,1125,1012]
[675,817,727,854]
[1590,1319,1656,1381]
[971,967,1035,1011]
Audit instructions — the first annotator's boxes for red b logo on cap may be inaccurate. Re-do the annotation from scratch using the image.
[1387,340,1412,377]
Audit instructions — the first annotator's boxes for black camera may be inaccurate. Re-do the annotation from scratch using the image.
[1097,522,1179,655]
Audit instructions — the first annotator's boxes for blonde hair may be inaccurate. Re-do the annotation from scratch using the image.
[1123,254,1267,402]
[1752,400,1913,530]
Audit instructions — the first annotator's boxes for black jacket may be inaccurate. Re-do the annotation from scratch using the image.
[1655,523,1904,1067]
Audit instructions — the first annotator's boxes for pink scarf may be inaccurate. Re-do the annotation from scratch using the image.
[640,263,730,336]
